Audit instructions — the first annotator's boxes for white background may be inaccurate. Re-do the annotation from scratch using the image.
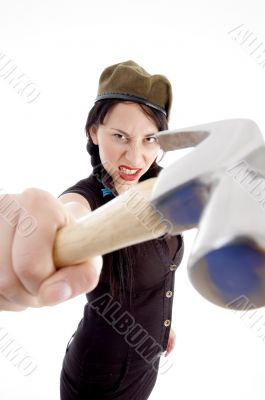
[0,0,265,399]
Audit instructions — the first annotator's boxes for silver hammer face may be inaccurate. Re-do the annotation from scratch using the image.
[152,119,265,310]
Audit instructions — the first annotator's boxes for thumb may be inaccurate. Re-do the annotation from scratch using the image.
[37,255,103,306]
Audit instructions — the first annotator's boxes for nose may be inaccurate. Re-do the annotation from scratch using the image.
[124,139,145,167]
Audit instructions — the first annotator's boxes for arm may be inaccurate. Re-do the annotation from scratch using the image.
[58,193,92,219]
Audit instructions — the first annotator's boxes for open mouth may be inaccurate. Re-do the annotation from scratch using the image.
[119,168,139,175]
[118,166,141,180]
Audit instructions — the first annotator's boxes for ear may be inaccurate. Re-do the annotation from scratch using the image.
[89,125,99,145]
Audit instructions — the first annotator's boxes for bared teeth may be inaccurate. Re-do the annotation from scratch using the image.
[119,168,139,175]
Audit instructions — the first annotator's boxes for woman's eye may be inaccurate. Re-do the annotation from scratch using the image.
[113,134,126,140]
[146,137,157,144]
[113,134,157,144]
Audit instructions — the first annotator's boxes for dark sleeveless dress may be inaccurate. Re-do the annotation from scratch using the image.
[59,173,184,400]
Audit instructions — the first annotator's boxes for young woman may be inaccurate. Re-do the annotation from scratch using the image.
[58,60,184,399]
[0,60,184,399]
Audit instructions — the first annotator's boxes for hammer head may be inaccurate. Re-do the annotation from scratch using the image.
[152,118,265,310]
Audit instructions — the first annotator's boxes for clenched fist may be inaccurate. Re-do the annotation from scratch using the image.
[0,188,102,312]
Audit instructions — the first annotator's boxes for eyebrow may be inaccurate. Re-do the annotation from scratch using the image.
[109,127,156,137]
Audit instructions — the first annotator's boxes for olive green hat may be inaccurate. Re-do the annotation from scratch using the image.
[95,60,172,120]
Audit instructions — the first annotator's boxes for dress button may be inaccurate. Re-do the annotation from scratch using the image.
[166,290,173,298]
[169,264,177,271]
[164,319,171,327]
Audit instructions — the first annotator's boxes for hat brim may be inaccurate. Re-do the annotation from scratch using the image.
[95,93,167,117]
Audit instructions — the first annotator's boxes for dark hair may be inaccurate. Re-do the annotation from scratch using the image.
[85,99,168,308]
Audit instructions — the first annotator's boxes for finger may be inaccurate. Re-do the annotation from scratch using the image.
[0,205,40,307]
[165,339,174,356]
[12,189,69,295]
[37,256,103,306]
[0,295,28,312]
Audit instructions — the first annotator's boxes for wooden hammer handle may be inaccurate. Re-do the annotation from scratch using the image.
[53,177,171,267]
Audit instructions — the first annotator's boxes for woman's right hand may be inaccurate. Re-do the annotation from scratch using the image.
[0,188,103,312]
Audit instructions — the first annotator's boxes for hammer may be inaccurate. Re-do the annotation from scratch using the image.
[54,118,265,310]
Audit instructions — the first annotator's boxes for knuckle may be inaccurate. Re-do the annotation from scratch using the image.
[20,188,67,226]
[20,188,53,212]
[15,262,34,280]
[15,258,42,281]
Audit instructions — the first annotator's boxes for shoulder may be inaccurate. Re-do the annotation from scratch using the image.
[58,174,102,211]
